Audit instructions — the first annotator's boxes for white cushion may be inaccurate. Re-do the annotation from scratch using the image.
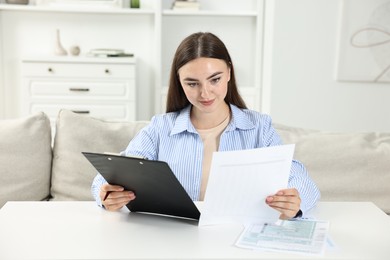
[50,110,149,201]
[0,112,52,208]
[274,123,390,214]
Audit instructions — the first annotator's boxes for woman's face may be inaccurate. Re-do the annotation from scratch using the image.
[178,57,230,115]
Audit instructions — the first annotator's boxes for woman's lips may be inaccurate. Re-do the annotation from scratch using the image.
[200,100,214,106]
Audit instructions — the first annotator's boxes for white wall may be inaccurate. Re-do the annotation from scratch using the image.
[0,11,4,118]
[263,0,390,132]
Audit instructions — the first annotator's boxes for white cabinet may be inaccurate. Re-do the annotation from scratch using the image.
[21,57,136,124]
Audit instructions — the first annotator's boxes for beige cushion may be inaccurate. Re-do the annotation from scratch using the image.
[0,112,52,208]
[274,123,390,214]
[50,110,149,201]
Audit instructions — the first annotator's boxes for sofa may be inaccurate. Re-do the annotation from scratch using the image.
[1,110,389,215]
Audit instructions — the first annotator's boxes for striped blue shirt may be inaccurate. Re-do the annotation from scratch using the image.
[91,104,320,214]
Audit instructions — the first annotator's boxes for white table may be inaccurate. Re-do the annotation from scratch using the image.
[0,201,389,260]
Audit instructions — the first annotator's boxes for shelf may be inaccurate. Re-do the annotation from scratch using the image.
[0,4,256,16]
[0,4,155,15]
[22,56,136,64]
[162,9,257,17]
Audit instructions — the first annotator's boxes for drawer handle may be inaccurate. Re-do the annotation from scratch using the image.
[48,67,53,73]
[105,69,110,74]
[69,88,90,92]
[71,110,90,114]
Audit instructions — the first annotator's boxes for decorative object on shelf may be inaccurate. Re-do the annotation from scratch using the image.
[172,0,200,11]
[86,48,134,58]
[5,0,29,4]
[54,29,68,56]
[130,0,139,8]
[69,45,81,56]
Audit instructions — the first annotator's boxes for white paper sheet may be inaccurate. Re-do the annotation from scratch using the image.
[199,144,295,226]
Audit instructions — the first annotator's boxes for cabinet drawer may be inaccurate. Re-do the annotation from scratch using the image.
[31,104,135,121]
[29,80,134,100]
[22,62,135,78]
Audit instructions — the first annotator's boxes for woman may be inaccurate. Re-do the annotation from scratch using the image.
[92,32,320,219]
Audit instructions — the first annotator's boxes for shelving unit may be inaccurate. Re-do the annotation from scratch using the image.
[162,10,258,17]
[0,0,265,120]
[0,4,155,14]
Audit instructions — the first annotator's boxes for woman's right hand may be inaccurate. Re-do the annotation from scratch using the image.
[100,183,136,211]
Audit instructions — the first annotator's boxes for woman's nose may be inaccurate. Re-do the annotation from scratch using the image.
[200,84,211,98]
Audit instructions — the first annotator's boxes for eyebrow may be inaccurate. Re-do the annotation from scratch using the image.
[183,72,223,81]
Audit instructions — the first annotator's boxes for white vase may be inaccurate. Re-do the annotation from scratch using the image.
[54,29,68,56]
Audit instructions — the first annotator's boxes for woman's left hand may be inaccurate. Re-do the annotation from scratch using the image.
[265,188,301,220]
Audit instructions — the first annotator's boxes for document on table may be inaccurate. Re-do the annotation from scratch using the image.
[199,144,295,226]
[236,219,330,256]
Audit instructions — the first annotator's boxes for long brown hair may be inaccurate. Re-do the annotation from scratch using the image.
[166,32,247,113]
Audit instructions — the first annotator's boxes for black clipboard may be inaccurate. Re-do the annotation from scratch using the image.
[83,152,200,221]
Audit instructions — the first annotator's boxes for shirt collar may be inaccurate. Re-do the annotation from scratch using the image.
[227,104,256,131]
[170,105,196,136]
[170,104,255,136]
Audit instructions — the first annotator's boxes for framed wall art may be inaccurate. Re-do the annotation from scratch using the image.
[336,0,390,83]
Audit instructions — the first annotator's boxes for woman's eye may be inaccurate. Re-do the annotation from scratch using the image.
[187,82,198,87]
[211,77,221,84]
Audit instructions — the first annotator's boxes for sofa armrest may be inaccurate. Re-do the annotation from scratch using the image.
[0,112,52,208]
